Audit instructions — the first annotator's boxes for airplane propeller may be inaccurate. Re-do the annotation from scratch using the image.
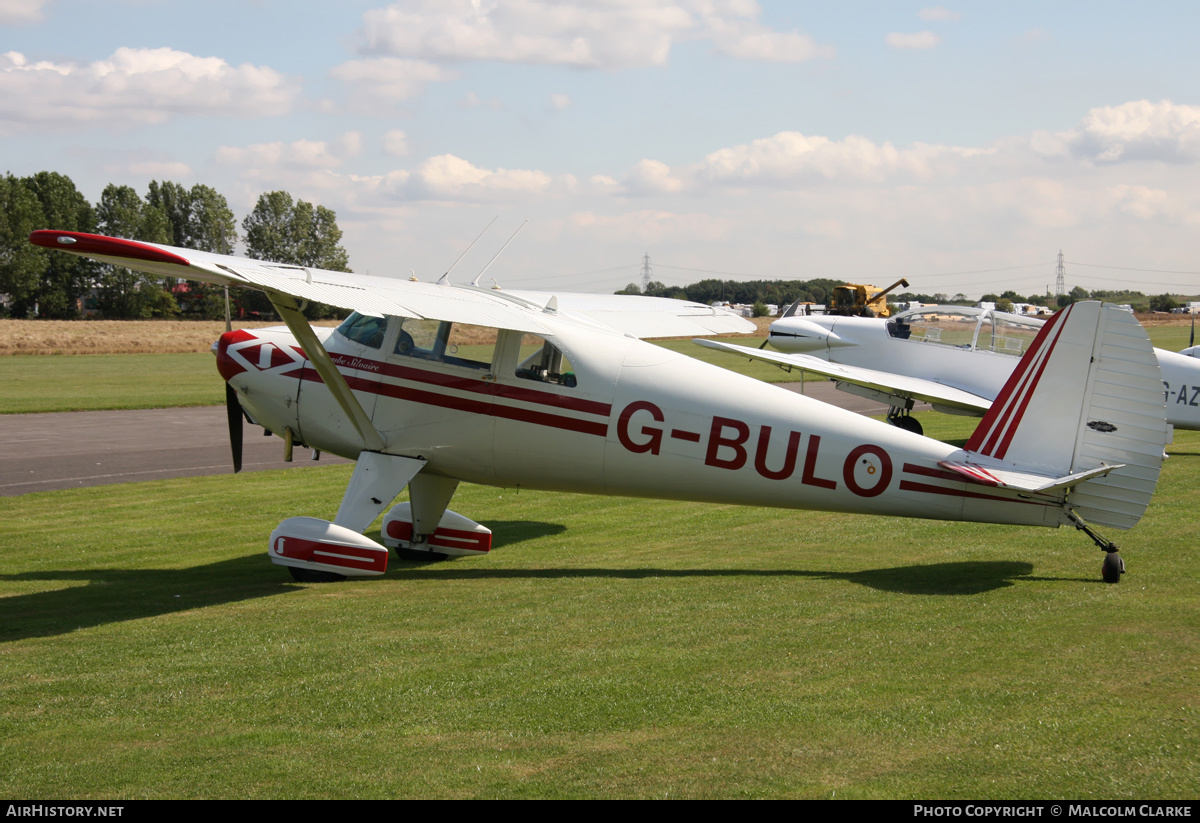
[226,383,243,473]
[222,285,245,472]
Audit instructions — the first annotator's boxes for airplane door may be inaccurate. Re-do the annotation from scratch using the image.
[490,331,608,494]
[372,319,499,485]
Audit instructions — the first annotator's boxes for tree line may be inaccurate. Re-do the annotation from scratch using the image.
[0,172,351,320]
[618,279,1181,314]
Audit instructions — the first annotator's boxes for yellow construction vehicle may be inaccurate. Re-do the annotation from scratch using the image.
[829,278,910,317]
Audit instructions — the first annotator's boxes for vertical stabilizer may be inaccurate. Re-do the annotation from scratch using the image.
[963,302,1167,529]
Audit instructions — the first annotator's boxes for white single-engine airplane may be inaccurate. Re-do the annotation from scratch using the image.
[699,303,1200,436]
[32,231,1170,584]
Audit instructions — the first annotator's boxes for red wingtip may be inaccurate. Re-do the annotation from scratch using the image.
[29,230,192,268]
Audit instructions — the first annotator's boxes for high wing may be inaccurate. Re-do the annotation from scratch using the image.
[29,231,754,339]
[694,338,993,414]
[505,290,753,338]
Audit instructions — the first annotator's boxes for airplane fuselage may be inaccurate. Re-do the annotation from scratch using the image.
[216,315,1066,531]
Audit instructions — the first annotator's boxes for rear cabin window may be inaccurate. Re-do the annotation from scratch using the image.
[516,335,576,387]
[336,312,387,349]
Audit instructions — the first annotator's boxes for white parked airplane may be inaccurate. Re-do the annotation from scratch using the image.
[699,303,1200,435]
[32,231,1170,583]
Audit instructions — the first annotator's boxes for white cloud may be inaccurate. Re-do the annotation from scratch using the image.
[1063,100,1200,164]
[886,31,941,49]
[329,57,455,113]
[357,0,831,69]
[215,132,364,170]
[689,131,978,187]
[549,93,572,112]
[0,48,297,135]
[0,0,46,25]
[390,154,556,201]
[621,159,684,195]
[1107,184,1172,220]
[383,129,410,157]
[461,90,503,109]
[918,7,961,21]
[67,146,194,181]
[700,7,835,63]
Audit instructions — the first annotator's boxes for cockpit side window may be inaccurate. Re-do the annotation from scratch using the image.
[336,312,387,349]
[394,318,444,360]
[516,335,577,388]
[393,319,494,370]
[888,311,976,347]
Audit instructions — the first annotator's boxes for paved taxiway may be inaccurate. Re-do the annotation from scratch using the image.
[0,382,921,497]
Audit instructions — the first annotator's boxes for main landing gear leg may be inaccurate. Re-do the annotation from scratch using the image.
[394,474,460,561]
[1065,509,1125,584]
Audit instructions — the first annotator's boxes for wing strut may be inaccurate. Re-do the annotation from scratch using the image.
[266,291,387,453]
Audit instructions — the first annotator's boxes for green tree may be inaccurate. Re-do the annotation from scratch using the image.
[147,181,238,318]
[21,172,96,318]
[1150,293,1180,312]
[0,173,48,317]
[96,184,175,319]
[242,191,351,318]
[1058,285,1089,308]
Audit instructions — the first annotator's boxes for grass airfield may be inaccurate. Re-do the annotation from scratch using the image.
[1,320,1198,798]
[1,412,1197,799]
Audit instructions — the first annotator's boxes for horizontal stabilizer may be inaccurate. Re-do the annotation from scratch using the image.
[936,460,1123,495]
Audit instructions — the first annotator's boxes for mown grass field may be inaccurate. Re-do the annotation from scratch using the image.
[1,414,1197,799]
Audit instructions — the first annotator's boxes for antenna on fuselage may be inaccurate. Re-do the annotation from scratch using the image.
[471,219,527,287]
[437,215,498,285]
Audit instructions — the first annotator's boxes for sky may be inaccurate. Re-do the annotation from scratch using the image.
[3,0,1199,299]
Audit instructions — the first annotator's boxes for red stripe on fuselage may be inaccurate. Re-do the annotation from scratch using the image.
[897,480,1049,507]
[300,368,610,438]
[902,463,968,483]
[327,352,612,417]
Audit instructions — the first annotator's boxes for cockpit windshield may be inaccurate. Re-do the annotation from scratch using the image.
[336,312,387,349]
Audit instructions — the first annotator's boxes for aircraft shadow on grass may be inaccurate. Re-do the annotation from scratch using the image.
[0,520,562,641]
[1,516,1070,642]
[394,559,1045,596]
